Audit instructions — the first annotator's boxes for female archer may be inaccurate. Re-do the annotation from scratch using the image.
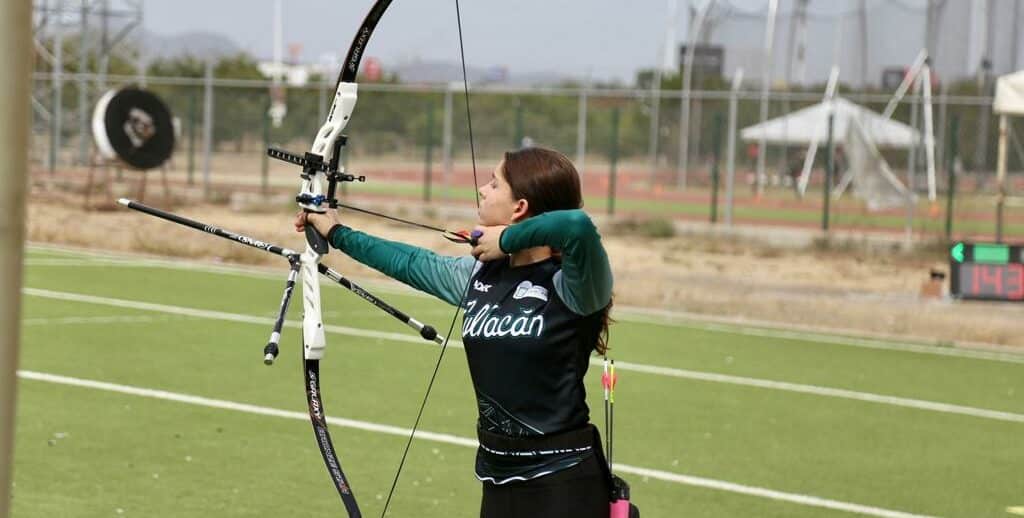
[296,146,615,518]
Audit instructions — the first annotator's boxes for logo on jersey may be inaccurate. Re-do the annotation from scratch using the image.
[473,280,492,292]
[512,281,548,302]
[463,300,544,339]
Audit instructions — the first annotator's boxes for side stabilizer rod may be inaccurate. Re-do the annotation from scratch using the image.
[117,199,444,359]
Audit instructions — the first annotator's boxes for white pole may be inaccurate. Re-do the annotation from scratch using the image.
[921,63,937,202]
[797,67,839,197]
[996,114,1008,242]
[136,0,145,87]
[724,69,743,226]
[269,0,285,127]
[754,0,778,196]
[904,77,920,249]
[881,50,928,120]
[648,0,678,186]
[0,2,33,517]
[273,0,282,78]
[858,0,868,89]
[907,76,921,197]
[677,0,713,189]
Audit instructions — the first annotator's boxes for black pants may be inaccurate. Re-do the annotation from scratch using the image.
[479,446,611,518]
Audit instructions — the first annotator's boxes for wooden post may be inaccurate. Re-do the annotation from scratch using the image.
[0,2,32,516]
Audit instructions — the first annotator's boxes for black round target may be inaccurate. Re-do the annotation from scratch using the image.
[92,87,175,170]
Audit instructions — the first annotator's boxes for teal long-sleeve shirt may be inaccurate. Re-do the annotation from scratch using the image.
[327,209,612,315]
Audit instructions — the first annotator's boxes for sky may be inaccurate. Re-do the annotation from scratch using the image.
[139,0,1009,86]
[144,0,682,83]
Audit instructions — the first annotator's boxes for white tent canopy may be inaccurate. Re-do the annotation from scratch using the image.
[740,97,919,148]
[994,70,1024,116]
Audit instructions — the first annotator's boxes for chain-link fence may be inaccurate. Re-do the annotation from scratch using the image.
[29,72,1024,242]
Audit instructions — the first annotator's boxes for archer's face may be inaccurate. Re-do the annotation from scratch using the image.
[477,161,523,226]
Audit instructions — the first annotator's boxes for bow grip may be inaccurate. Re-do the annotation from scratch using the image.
[305,216,330,254]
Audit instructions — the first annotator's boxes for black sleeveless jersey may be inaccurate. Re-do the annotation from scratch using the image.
[462,257,603,483]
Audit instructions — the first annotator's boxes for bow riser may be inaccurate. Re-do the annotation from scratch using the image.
[297,82,358,213]
[300,81,357,360]
[301,251,328,360]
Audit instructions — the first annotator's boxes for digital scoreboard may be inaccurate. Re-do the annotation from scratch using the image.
[949,242,1024,302]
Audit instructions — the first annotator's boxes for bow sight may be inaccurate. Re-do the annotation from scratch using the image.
[267,146,367,190]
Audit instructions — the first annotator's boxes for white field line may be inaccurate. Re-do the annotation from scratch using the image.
[611,361,1024,424]
[22,314,189,326]
[24,288,434,346]
[24,258,159,267]
[25,243,419,293]
[619,310,1024,365]
[24,287,1024,425]
[16,370,935,518]
[26,243,1024,365]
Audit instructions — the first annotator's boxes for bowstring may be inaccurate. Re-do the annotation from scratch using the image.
[380,1,480,515]
[455,0,480,208]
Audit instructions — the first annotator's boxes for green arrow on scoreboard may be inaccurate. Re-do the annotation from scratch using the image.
[951,242,965,263]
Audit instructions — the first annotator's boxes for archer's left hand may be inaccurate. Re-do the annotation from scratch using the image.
[295,209,340,238]
[470,225,507,262]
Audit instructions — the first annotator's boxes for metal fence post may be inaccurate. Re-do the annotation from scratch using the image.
[576,82,588,174]
[187,89,196,185]
[823,113,834,232]
[77,0,91,166]
[202,60,214,200]
[711,112,723,223]
[318,77,327,123]
[647,78,661,186]
[945,115,959,240]
[261,96,270,195]
[514,97,524,148]
[441,83,454,201]
[424,101,435,202]
[608,107,620,216]
[724,70,743,226]
[50,0,65,174]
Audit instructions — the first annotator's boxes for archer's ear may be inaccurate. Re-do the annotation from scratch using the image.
[510,199,530,223]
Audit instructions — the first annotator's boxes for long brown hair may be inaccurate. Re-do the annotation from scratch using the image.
[501,147,613,355]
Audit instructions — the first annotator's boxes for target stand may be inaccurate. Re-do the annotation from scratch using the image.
[85,87,176,210]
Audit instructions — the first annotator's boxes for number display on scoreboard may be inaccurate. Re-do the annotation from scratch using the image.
[949,242,1024,302]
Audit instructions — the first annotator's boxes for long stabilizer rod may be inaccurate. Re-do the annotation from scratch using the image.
[117,199,442,346]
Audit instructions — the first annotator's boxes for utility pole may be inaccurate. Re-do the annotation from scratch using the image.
[858,0,868,89]
[677,0,714,189]
[76,0,91,165]
[754,0,779,196]
[647,0,679,187]
[973,0,995,171]
[0,3,33,518]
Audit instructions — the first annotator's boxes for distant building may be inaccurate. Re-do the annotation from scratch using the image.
[677,45,725,79]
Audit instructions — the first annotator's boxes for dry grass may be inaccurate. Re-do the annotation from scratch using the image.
[25,190,1024,349]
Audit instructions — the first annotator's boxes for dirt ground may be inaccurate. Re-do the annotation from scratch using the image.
[25,188,1024,350]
